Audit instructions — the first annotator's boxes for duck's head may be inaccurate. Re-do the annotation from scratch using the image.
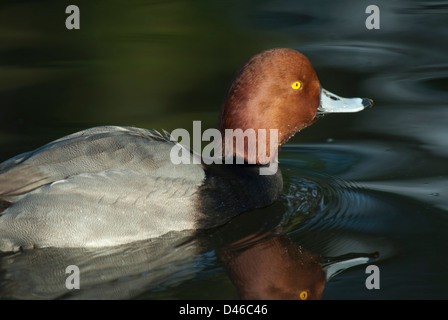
[218,48,372,164]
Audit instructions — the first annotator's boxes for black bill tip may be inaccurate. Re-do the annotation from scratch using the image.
[362,98,374,108]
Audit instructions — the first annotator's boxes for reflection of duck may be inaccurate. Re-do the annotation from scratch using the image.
[0,48,372,252]
[0,229,377,300]
[0,231,200,299]
[219,233,377,300]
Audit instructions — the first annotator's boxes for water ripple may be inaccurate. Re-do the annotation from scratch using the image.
[281,170,370,235]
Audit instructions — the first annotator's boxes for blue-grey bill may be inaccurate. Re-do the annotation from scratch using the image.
[322,252,379,281]
[318,88,373,114]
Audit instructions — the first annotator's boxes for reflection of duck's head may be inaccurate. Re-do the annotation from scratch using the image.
[219,233,379,300]
[220,235,326,300]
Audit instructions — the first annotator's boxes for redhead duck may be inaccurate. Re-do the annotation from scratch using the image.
[0,48,372,252]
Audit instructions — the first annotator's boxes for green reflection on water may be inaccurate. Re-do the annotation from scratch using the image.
[0,0,289,137]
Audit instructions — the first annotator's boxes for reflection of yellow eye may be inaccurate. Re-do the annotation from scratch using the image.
[299,290,308,300]
[291,81,302,90]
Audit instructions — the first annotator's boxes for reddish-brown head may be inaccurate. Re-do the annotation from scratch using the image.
[218,48,321,164]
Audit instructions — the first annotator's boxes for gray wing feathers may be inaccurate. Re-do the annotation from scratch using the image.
[0,126,202,199]
[1,170,202,249]
[0,126,206,250]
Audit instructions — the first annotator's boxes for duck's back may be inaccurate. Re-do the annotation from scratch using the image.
[0,126,207,251]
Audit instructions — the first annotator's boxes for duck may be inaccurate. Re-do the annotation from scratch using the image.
[0,48,372,252]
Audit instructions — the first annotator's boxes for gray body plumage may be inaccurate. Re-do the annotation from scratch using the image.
[0,126,207,252]
[0,126,283,252]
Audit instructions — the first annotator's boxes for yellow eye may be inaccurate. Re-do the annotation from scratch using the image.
[291,81,302,90]
[299,290,308,300]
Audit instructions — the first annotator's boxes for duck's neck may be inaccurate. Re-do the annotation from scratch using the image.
[218,128,281,166]
[196,161,283,229]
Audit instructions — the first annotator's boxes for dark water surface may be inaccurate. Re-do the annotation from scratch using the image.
[1,0,448,299]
